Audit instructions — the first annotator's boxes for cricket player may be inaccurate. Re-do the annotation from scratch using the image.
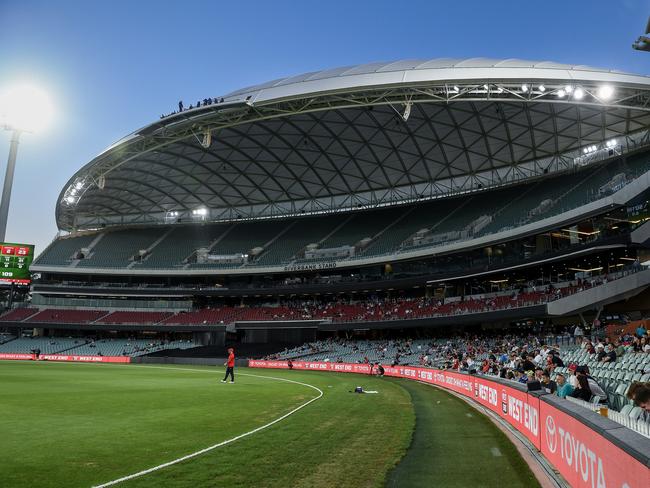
[221,347,235,383]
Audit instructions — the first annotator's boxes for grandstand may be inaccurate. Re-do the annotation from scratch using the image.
[32,153,650,270]
[2,57,650,400]
[263,332,650,423]
[0,336,195,356]
[0,60,645,367]
[2,57,650,488]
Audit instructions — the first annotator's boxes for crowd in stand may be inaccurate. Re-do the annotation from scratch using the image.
[267,324,650,420]
[244,278,613,323]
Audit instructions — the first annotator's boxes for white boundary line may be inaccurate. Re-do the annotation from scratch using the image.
[92,365,323,488]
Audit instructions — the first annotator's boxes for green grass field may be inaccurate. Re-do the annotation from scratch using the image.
[0,361,539,488]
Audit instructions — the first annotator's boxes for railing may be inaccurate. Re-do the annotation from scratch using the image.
[607,409,650,438]
[565,395,650,439]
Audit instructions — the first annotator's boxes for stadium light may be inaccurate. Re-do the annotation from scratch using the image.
[557,89,566,98]
[573,87,584,100]
[538,84,546,92]
[0,84,54,133]
[521,84,528,93]
[597,85,614,100]
[0,83,54,242]
[192,207,208,218]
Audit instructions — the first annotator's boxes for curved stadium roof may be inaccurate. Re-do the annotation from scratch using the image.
[57,58,650,231]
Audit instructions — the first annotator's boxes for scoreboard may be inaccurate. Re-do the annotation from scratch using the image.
[0,243,34,285]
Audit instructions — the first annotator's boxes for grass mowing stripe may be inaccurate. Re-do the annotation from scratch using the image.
[386,379,540,488]
[93,366,323,487]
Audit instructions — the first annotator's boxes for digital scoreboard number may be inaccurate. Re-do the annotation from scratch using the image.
[0,243,34,285]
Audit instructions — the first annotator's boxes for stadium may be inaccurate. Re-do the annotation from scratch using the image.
[2,57,650,487]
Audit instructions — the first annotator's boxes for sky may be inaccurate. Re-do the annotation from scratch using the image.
[0,0,649,256]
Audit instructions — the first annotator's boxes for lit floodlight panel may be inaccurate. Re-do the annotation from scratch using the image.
[0,84,54,132]
[0,243,35,285]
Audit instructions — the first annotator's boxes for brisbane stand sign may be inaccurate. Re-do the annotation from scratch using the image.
[249,360,650,488]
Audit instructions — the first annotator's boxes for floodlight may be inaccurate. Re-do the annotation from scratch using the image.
[573,88,584,100]
[565,85,573,93]
[538,85,545,92]
[597,85,614,100]
[0,83,54,133]
[0,82,54,241]
[521,84,528,92]
[557,89,566,98]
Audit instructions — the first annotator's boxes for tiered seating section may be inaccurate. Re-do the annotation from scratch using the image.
[265,333,650,425]
[0,337,90,354]
[0,336,195,357]
[162,308,248,325]
[33,154,650,269]
[0,308,39,321]
[558,348,650,412]
[26,309,108,324]
[95,311,174,325]
[3,269,637,327]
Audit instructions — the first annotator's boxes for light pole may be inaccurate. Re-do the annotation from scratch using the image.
[0,83,54,243]
[0,128,21,242]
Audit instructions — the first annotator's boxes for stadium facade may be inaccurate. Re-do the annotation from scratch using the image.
[4,57,650,345]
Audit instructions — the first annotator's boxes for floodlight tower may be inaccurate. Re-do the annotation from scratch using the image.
[0,84,53,242]
[0,128,23,242]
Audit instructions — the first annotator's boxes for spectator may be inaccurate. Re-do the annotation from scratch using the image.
[541,372,557,394]
[555,373,574,398]
[574,325,584,343]
[567,363,579,388]
[636,323,647,338]
[626,382,650,413]
[521,354,536,372]
[577,365,607,400]
[570,373,593,401]
[601,344,617,363]
[549,350,564,367]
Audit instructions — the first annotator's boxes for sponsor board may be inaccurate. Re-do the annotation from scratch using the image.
[39,355,131,363]
[540,401,649,488]
[0,352,131,363]
[249,360,648,487]
[0,352,35,360]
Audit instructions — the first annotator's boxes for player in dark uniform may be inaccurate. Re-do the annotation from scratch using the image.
[221,347,235,383]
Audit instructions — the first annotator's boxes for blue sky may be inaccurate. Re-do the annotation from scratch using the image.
[0,0,649,256]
